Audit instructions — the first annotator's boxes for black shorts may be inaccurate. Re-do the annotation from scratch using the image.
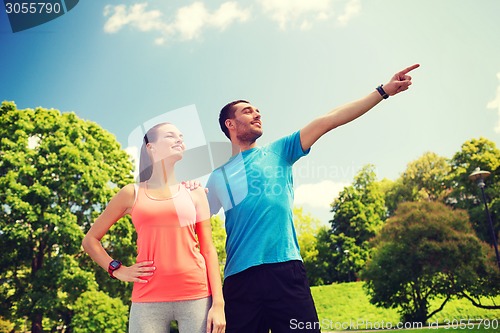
[223,260,321,333]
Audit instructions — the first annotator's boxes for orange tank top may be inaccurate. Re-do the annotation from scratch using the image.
[130,183,211,302]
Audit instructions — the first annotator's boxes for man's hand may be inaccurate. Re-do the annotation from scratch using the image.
[182,180,209,193]
[382,64,420,96]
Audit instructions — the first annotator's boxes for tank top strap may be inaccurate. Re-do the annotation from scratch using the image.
[133,183,140,204]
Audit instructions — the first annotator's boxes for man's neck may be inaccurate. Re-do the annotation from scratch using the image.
[231,141,257,156]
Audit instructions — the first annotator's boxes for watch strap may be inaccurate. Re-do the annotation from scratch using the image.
[376,84,389,99]
[108,260,122,279]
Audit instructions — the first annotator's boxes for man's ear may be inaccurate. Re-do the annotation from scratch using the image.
[225,119,234,130]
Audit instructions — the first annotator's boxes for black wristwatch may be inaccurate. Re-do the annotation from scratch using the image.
[108,259,122,279]
[376,84,389,99]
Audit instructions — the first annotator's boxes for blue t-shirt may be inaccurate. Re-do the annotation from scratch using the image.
[206,131,310,278]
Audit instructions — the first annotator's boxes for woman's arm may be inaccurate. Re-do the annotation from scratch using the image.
[192,187,226,333]
[82,184,154,283]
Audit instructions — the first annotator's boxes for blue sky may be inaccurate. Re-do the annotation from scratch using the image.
[1,0,500,223]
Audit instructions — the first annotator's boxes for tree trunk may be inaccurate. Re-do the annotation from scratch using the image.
[31,243,46,333]
[31,313,43,333]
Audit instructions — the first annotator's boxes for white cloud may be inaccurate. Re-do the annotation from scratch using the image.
[154,37,166,46]
[210,2,251,30]
[294,180,349,209]
[257,0,361,30]
[103,2,250,44]
[487,72,500,133]
[103,1,360,43]
[337,0,361,26]
[171,1,250,40]
[170,2,209,40]
[103,4,165,34]
[299,20,312,31]
[258,0,333,30]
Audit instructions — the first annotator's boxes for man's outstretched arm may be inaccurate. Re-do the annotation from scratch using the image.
[300,64,420,151]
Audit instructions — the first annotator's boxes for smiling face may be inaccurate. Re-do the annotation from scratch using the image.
[227,102,263,144]
[147,123,185,163]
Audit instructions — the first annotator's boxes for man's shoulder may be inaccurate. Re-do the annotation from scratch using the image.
[265,131,300,151]
[206,165,225,184]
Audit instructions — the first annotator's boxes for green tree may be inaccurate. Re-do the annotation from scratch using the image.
[293,207,321,259]
[385,152,450,215]
[210,215,227,278]
[362,201,500,325]
[0,102,135,332]
[307,227,332,286]
[323,165,386,282]
[70,290,128,333]
[447,137,500,246]
[0,316,14,333]
[293,207,327,286]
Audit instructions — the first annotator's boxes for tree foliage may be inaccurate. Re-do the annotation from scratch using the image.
[362,201,500,324]
[70,290,128,333]
[322,165,386,283]
[0,101,135,332]
[385,152,451,215]
[293,207,327,286]
[447,137,500,245]
[210,215,227,279]
[0,316,14,333]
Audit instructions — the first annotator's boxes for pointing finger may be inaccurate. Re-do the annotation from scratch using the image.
[400,63,420,75]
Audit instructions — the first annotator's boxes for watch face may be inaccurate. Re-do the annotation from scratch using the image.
[110,260,121,269]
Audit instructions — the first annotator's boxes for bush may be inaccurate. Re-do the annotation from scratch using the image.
[71,290,128,333]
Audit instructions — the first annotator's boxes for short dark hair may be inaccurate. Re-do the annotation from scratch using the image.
[219,100,249,139]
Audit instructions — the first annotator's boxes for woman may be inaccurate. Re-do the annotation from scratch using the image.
[82,122,225,333]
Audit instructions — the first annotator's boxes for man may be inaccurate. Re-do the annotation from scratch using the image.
[206,64,420,332]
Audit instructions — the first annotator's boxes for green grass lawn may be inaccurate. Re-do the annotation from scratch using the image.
[395,328,497,333]
[310,282,499,332]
